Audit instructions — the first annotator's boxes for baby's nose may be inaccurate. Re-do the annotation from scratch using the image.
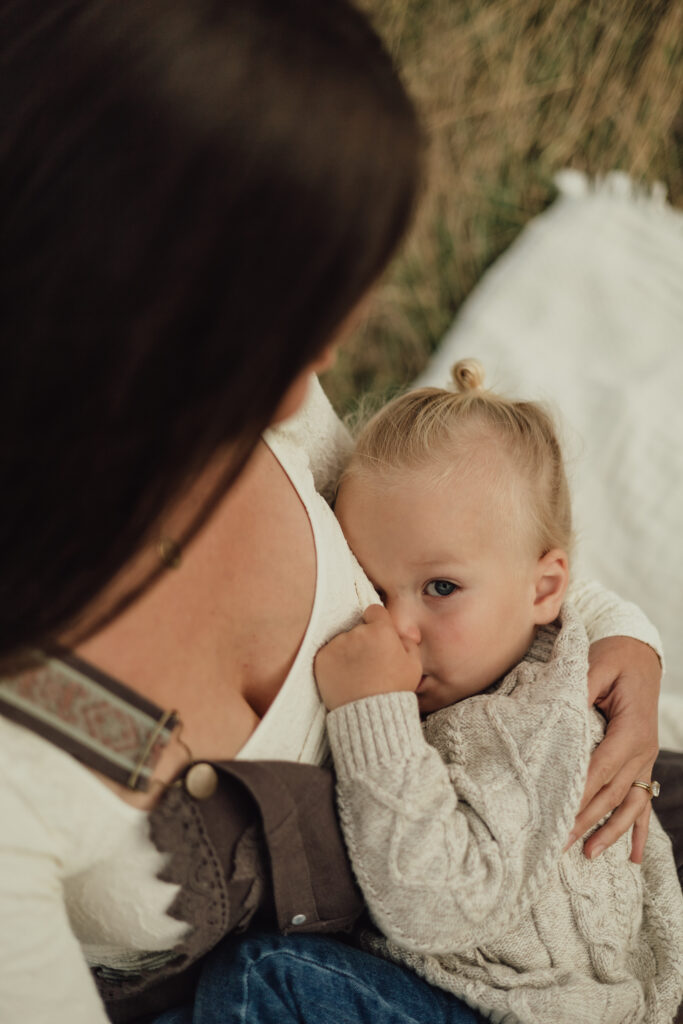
[387,599,421,645]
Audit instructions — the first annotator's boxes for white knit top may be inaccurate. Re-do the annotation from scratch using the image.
[327,603,683,1024]
[0,377,666,1024]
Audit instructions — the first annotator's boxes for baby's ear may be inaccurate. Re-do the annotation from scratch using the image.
[533,549,569,625]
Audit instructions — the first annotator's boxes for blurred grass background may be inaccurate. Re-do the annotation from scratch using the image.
[321,0,682,415]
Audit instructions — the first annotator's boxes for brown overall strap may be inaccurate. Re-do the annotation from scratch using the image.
[0,648,177,791]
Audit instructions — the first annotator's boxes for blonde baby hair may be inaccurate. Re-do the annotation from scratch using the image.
[342,358,573,558]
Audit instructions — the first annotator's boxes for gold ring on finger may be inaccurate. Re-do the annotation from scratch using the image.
[631,780,660,799]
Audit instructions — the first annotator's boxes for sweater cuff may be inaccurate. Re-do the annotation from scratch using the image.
[326,691,424,781]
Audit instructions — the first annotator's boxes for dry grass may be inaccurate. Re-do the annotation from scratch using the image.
[322,0,683,413]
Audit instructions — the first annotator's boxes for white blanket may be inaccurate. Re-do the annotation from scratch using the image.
[416,170,683,752]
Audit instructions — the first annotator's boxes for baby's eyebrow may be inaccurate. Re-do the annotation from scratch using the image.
[413,555,465,569]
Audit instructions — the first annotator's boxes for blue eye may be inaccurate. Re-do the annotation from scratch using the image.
[425,580,458,597]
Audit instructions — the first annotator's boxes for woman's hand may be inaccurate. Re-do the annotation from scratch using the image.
[567,636,661,862]
[315,605,422,711]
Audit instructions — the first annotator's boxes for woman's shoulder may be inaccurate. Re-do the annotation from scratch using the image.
[264,374,352,503]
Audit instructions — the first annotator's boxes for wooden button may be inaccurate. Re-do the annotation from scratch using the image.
[185,763,218,800]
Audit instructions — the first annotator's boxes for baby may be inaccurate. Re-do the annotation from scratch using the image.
[315,360,683,1024]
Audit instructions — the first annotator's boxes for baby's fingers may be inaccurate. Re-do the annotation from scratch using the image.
[362,604,392,626]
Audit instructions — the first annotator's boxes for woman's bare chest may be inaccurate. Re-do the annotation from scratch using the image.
[74,443,316,805]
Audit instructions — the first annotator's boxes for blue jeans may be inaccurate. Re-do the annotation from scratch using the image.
[150,932,485,1024]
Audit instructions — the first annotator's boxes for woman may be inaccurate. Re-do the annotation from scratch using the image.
[0,2,675,1023]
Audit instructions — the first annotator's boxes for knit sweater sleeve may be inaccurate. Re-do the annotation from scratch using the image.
[326,610,593,956]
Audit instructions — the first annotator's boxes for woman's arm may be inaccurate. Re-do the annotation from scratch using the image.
[568,579,662,861]
[0,794,110,1024]
[569,577,662,656]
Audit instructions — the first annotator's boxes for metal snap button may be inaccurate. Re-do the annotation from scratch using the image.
[291,913,307,926]
[185,762,218,800]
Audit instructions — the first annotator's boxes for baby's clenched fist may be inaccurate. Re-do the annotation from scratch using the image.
[315,604,422,711]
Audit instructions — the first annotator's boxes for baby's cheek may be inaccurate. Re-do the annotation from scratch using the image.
[439,614,476,658]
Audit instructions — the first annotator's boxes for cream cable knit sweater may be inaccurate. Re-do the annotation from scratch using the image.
[327,602,683,1024]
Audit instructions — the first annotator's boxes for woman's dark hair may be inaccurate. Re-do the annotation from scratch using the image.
[0,0,422,658]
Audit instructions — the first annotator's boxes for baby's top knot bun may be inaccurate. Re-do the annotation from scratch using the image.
[450,358,486,393]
